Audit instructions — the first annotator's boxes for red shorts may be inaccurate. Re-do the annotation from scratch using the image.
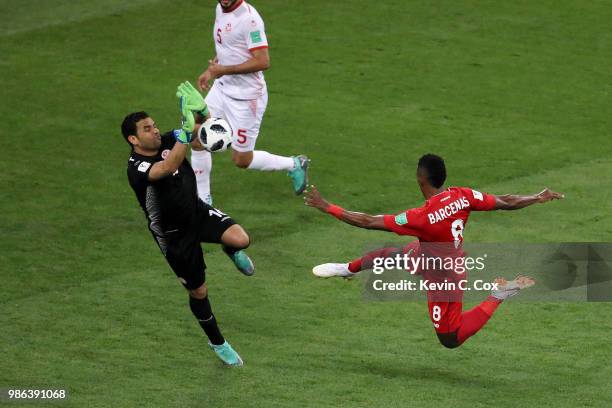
[422,255,466,334]
[390,241,466,334]
[427,301,463,334]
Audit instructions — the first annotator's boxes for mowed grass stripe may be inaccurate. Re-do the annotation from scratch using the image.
[0,0,165,36]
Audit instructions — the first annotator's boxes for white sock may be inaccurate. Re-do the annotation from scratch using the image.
[190,149,213,204]
[247,150,295,171]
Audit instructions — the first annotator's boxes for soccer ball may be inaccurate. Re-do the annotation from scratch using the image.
[197,118,233,152]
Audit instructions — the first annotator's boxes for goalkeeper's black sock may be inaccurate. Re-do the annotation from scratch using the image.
[189,296,225,346]
[222,245,240,257]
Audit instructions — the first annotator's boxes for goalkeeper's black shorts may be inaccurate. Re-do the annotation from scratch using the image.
[158,200,236,290]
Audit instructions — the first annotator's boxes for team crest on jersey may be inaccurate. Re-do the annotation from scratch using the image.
[225,23,232,32]
[395,213,408,225]
[161,149,170,160]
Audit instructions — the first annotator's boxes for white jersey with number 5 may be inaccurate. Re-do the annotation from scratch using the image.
[213,0,268,100]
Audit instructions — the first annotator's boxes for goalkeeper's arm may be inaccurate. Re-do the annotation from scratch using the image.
[148,93,195,180]
[148,141,188,181]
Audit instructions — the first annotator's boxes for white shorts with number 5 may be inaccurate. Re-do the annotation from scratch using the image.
[204,82,268,152]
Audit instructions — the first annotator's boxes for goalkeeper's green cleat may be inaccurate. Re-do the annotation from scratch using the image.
[288,155,309,195]
[209,341,243,366]
[227,250,255,276]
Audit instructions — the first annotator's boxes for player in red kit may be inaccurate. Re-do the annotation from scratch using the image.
[304,154,564,348]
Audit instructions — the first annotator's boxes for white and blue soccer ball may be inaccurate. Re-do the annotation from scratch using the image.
[197,118,233,153]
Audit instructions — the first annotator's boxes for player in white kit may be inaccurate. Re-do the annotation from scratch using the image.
[194,0,309,204]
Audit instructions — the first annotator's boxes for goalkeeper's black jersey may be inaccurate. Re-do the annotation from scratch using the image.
[127,132,199,238]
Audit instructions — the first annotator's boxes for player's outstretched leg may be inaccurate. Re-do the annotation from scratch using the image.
[312,245,409,278]
[437,276,535,348]
[191,149,213,205]
[188,284,243,366]
[221,224,255,276]
[232,150,310,195]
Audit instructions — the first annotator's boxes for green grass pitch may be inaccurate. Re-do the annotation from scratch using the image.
[1,0,612,406]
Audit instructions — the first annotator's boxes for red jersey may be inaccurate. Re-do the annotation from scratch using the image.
[383,187,496,246]
[383,187,497,334]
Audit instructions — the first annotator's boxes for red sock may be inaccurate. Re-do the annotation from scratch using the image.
[347,246,404,273]
[348,258,362,273]
[456,296,501,344]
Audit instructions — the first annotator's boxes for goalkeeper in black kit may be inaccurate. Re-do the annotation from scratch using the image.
[122,82,252,366]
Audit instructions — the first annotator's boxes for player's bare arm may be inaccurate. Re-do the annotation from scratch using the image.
[493,188,564,210]
[197,56,217,91]
[147,90,197,181]
[148,142,189,181]
[198,48,270,91]
[304,185,387,230]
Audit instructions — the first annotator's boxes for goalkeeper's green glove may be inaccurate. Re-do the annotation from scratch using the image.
[176,81,209,117]
[173,96,195,144]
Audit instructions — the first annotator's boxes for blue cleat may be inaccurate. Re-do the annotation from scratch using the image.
[227,250,255,276]
[288,155,309,195]
[209,341,244,366]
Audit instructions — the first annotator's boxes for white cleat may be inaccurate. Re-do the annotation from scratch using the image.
[312,263,353,278]
[491,275,535,300]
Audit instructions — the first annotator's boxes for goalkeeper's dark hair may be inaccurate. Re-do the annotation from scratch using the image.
[417,154,446,188]
[121,111,149,147]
